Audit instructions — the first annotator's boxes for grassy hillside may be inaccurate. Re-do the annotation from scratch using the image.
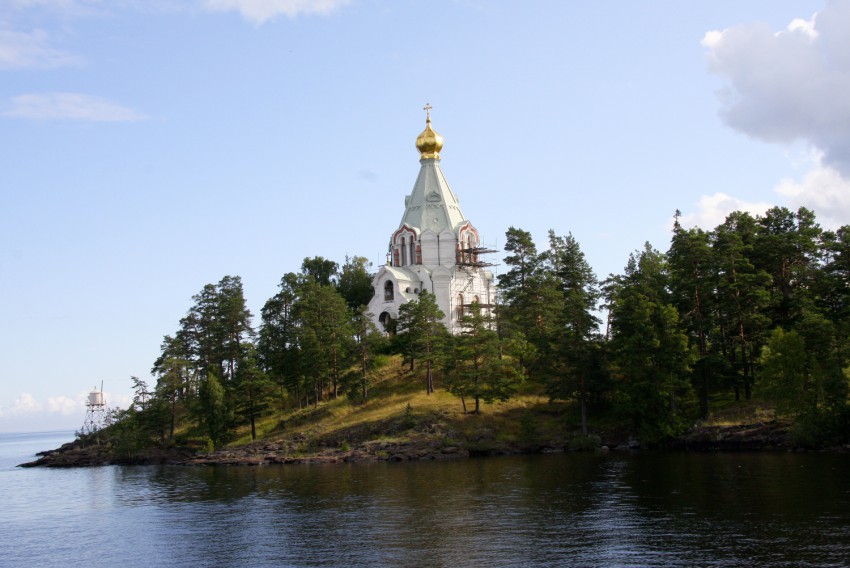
[222,354,586,456]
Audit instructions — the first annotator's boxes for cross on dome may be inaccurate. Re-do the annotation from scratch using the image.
[416,102,443,159]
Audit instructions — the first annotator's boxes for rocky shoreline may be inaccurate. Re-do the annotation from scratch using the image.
[19,420,826,469]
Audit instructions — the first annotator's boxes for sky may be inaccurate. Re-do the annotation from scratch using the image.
[2,0,849,432]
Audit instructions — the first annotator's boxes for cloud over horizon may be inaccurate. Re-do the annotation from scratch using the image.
[0,390,133,432]
[677,192,776,231]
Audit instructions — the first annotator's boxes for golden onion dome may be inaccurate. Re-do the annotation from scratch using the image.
[415,103,443,159]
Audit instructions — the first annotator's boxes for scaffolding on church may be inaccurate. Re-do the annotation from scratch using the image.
[456,243,498,310]
[455,245,498,270]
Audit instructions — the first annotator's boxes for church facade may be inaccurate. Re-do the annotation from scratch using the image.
[367,107,495,334]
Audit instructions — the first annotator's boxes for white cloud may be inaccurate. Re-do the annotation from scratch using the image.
[0,27,83,69]
[201,0,351,24]
[10,393,43,415]
[3,92,147,121]
[0,389,132,427]
[47,395,81,416]
[702,1,850,176]
[776,162,850,230]
[678,192,775,230]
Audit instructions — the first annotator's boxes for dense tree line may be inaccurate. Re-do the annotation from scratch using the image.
[114,205,849,449]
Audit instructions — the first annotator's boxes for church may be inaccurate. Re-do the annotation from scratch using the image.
[367,106,496,334]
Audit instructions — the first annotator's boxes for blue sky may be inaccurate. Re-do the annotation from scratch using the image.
[2,0,848,432]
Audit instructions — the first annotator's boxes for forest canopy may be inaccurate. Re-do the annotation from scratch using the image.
[114,206,850,449]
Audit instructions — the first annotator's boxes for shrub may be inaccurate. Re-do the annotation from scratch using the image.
[568,434,601,451]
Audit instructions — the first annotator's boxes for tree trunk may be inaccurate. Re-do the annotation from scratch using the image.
[580,376,588,436]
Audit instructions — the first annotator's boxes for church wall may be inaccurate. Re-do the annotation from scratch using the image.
[438,229,456,267]
[446,267,495,333]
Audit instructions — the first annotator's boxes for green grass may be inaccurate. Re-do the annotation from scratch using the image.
[224,355,563,452]
[213,356,788,454]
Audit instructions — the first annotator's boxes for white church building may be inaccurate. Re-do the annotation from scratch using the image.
[367,106,496,334]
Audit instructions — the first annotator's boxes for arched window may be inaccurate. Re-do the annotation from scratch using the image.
[379,312,395,335]
[401,237,407,266]
[457,293,464,319]
[410,239,416,265]
[384,281,394,301]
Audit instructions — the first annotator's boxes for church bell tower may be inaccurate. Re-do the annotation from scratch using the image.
[367,105,495,333]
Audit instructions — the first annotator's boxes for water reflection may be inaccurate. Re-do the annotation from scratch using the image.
[4,449,850,567]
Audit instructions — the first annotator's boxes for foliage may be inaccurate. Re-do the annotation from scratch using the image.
[197,372,230,447]
[395,291,449,394]
[110,206,850,455]
[445,302,525,413]
[606,243,694,441]
[336,255,374,310]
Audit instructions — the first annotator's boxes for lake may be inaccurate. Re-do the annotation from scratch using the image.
[2,431,849,567]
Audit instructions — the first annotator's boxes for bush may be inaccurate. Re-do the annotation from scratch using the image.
[402,403,416,429]
[791,407,850,448]
[520,411,538,441]
[568,434,601,451]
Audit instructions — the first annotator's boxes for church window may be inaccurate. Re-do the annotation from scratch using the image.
[384,281,394,301]
[457,293,464,319]
[410,239,415,265]
[379,312,395,335]
[401,237,408,266]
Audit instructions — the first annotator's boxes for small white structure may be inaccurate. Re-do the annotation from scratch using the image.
[81,385,107,435]
[368,105,496,334]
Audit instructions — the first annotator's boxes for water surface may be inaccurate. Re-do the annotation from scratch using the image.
[2,432,849,567]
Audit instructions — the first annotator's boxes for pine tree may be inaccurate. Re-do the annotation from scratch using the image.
[396,291,448,394]
[544,230,602,435]
[445,302,523,413]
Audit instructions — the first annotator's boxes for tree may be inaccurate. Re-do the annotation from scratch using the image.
[350,305,387,401]
[760,328,808,417]
[497,227,561,375]
[753,207,822,330]
[396,291,448,394]
[177,276,253,384]
[606,244,693,441]
[337,255,374,310]
[294,280,354,403]
[712,212,771,400]
[215,275,254,383]
[445,302,524,413]
[668,213,718,417]
[233,345,275,441]
[544,230,602,435]
[197,371,229,448]
[762,312,848,419]
[301,256,339,286]
[258,273,304,406]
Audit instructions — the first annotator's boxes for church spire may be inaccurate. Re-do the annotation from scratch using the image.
[415,102,444,159]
